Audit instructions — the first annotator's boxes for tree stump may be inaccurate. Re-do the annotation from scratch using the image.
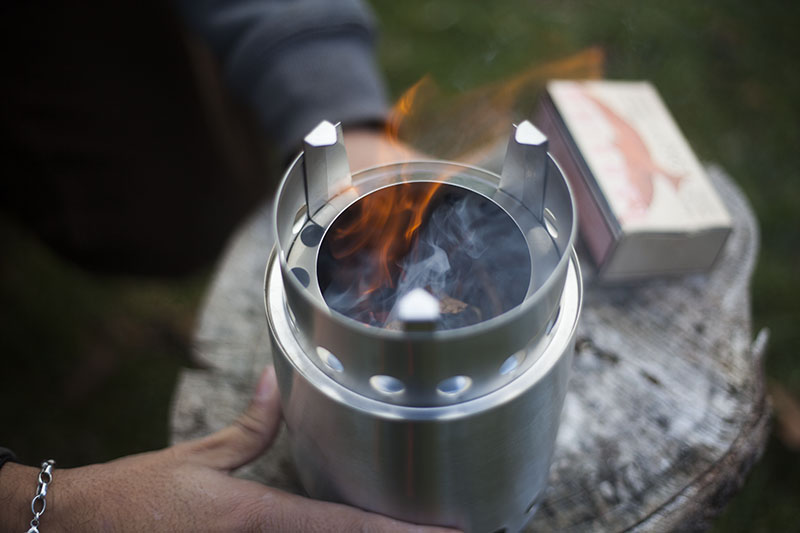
[170,165,768,532]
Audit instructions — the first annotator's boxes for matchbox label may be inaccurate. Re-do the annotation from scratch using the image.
[548,80,730,232]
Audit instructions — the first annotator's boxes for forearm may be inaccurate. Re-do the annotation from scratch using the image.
[0,457,221,533]
[175,0,389,159]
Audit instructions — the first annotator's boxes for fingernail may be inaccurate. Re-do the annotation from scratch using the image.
[255,366,276,403]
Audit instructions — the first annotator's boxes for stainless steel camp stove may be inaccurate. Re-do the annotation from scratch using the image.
[264,120,581,533]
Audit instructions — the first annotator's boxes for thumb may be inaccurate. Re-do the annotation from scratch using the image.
[184,366,282,471]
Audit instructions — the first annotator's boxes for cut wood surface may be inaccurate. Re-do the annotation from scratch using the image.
[170,165,768,532]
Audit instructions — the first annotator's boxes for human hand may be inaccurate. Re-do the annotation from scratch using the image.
[343,128,425,173]
[0,367,458,532]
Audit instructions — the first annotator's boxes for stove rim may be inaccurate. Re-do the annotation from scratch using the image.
[272,157,578,343]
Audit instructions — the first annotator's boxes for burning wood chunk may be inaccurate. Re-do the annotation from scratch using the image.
[384,293,483,331]
[437,293,483,329]
[439,295,468,314]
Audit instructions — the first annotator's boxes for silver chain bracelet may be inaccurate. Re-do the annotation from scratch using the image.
[27,460,55,533]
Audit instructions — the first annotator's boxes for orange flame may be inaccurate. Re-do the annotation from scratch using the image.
[329,182,442,295]
[328,48,605,297]
[325,77,444,296]
[385,75,430,142]
[390,47,605,163]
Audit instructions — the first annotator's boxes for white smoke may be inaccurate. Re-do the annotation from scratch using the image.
[321,186,531,330]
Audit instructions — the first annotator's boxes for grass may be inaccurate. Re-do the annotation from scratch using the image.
[1,1,798,530]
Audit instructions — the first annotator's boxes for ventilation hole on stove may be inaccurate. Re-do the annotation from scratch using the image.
[292,206,307,235]
[499,351,524,375]
[291,267,310,287]
[301,223,324,247]
[316,347,343,373]
[370,375,405,395]
[437,375,471,396]
[544,208,558,239]
[545,305,561,336]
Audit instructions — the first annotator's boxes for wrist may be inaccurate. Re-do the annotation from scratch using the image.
[44,465,104,533]
[0,462,99,533]
[342,129,422,172]
[0,462,38,533]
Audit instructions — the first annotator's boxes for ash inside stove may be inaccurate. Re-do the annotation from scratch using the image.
[317,182,531,330]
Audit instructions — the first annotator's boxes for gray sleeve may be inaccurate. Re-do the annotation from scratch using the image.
[176,0,389,158]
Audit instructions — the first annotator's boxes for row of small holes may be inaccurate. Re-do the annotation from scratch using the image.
[316,349,472,399]
[369,375,473,397]
[314,306,560,395]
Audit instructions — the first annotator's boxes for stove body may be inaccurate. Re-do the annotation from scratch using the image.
[264,121,581,533]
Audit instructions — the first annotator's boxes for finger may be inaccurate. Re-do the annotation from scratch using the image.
[184,366,282,471]
[243,485,462,533]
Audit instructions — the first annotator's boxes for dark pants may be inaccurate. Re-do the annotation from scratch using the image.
[0,1,275,275]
